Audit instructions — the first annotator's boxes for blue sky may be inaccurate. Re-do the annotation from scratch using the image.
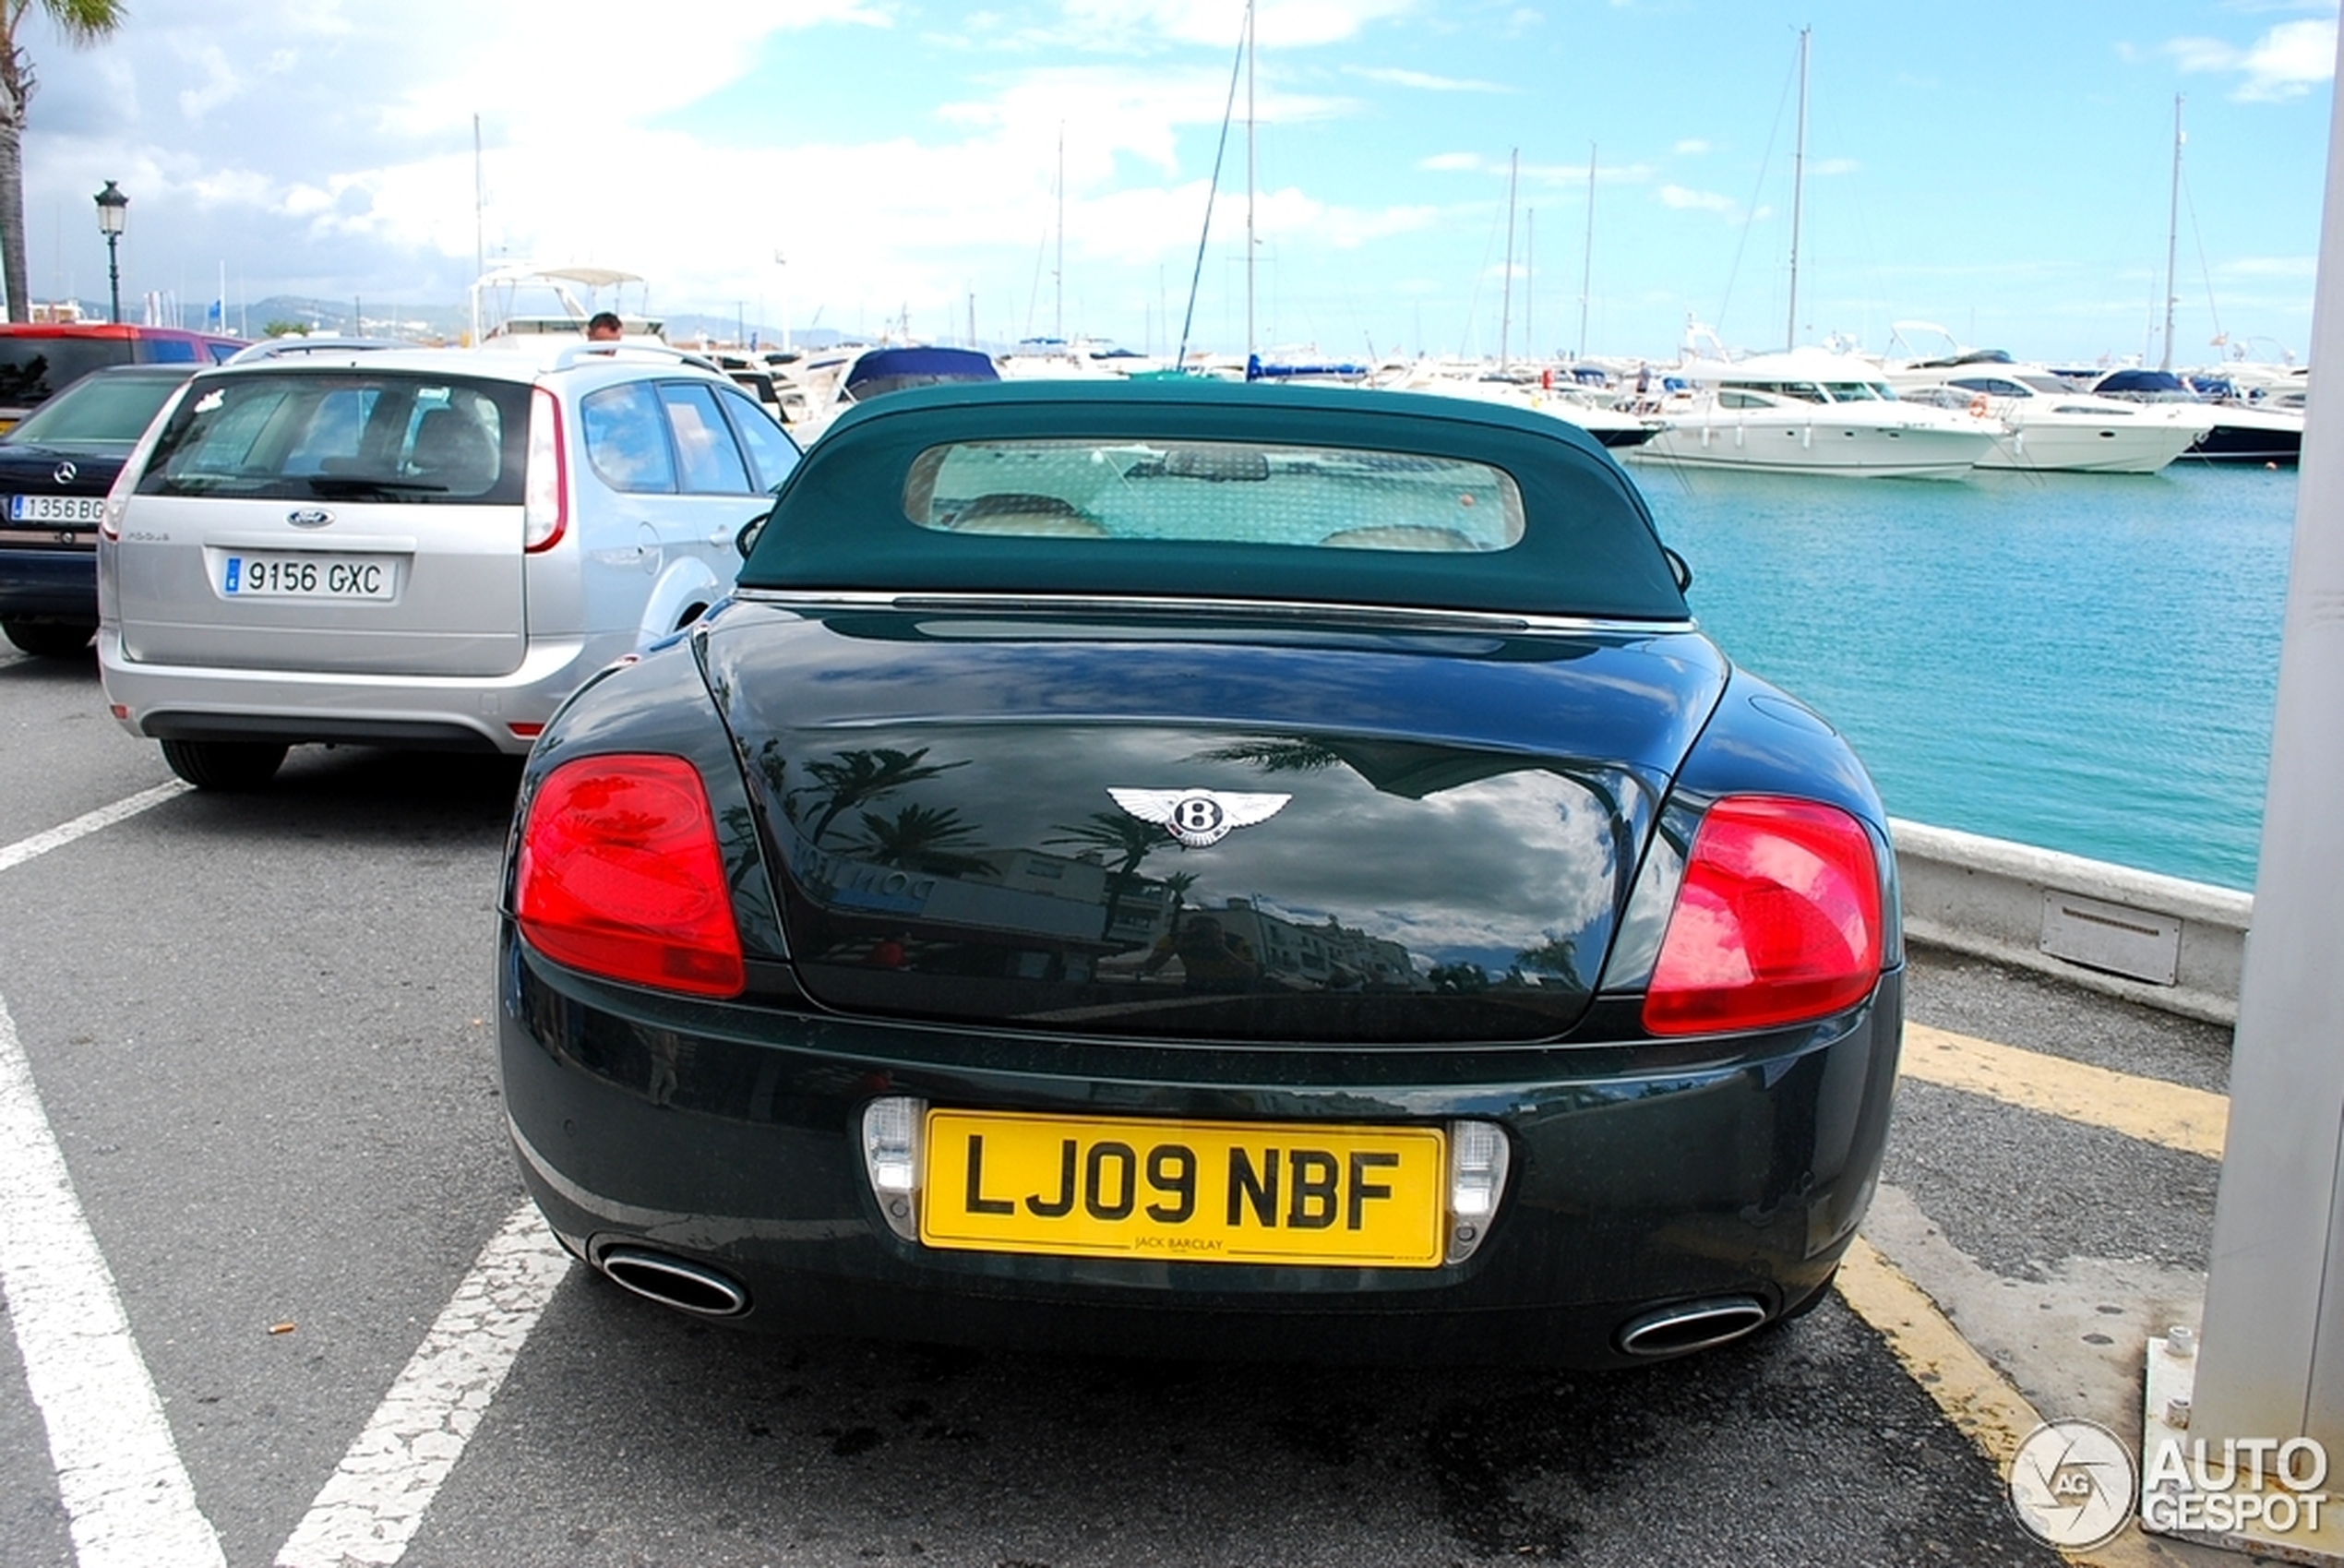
[14,0,2337,365]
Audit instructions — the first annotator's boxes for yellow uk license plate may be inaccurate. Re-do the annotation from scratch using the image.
[920,1108,1447,1268]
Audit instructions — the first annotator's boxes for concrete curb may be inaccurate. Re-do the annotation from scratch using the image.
[1891,818,2252,1027]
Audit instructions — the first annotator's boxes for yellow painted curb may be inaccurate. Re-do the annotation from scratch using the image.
[1900,1023,2229,1161]
[1837,1236,2176,1566]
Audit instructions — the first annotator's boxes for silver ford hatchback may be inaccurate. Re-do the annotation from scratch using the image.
[97,341,798,788]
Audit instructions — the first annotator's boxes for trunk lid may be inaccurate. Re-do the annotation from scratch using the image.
[110,368,532,677]
[703,604,1728,1044]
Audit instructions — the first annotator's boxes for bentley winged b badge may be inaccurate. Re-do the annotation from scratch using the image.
[1109,786,1291,848]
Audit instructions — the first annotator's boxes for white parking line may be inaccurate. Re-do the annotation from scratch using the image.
[274,1203,573,1568]
[0,992,228,1568]
[0,781,192,876]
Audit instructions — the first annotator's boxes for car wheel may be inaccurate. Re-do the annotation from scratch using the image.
[1,618,94,657]
[159,738,289,791]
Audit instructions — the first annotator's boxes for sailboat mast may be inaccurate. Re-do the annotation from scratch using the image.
[471,112,484,343]
[1055,123,1065,342]
[1785,26,1809,350]
[1245,0,1256,362]
[1500,148,1518,367]
[2162,94,2184,372]
[1578,142,1596,358]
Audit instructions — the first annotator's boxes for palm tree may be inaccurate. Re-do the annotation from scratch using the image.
[0,2,126,324]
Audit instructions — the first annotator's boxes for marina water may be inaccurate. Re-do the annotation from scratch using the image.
[1635,461,2294,892]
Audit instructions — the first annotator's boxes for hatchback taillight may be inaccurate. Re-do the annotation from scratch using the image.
[515,754,744,997]
[523,386,567,552]
[100,465,131,541]
[1640,796,1883,1035]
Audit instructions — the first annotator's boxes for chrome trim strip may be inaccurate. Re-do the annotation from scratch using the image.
[728,589,1696,638]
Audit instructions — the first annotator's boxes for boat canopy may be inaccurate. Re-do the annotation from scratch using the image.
[2095,369,2190,395]
[842,347,1001,402]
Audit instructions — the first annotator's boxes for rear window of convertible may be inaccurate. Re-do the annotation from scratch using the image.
[737,391,1688,620]
[137,371,531,505]
[905,439,1528,553]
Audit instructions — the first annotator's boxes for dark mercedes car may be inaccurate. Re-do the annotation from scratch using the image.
[497,378,1902,1366]
[0,364,197,656]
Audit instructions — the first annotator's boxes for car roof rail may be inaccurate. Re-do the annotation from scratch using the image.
[550,341,727,377]
[223,336,414,365]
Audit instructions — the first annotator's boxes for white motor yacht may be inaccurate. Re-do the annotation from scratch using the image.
[2087,367,2302,465]
[1626,347,2000,479]
[1379,361,1661,449]
[468,264,664,345]
[778,343,1003,444]
[1881,326,2205,473]
[993,337,1136,381]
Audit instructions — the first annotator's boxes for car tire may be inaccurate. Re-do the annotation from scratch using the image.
[1,618,94,657]
[159,738,289,792]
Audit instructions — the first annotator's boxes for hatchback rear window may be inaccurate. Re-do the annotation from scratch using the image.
[137,372,530,504]
[905,439,1526,553]
[2,373,185,447]
[0,340,134,406]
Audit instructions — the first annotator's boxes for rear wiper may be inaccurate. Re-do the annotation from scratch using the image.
[305,475,448,496]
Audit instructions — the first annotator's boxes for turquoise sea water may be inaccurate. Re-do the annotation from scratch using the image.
[1632,461,2296,892]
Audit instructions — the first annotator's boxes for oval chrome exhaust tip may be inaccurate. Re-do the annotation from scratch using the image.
[1616,1296,1770,1358]
[598,1247,751,1318]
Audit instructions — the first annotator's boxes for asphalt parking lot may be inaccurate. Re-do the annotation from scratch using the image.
[0,642,2254,1568]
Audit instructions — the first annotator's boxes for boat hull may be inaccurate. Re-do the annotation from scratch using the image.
[1626,416,1991,479]
[1979,419,2204,474]
[2178,414,2302,465]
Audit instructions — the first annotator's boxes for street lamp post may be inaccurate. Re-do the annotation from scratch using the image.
[93,181,127,325]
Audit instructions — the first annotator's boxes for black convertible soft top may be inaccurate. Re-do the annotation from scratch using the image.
[738,378,1689,621]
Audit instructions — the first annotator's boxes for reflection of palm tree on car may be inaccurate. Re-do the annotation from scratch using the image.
[1049,810,1178,941]
[790,747,967,845]
[1194,737,1342,774]
[1159,869,1198,930]
[846,803,992,877]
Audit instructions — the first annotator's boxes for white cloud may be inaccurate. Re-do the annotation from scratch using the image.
[1674,138,1710,155]
[2236,17,2338,97]
[2164,17,2338,100]
[1057,0,1417,51]
[1656,185,1736,215]
[2224,255,2320,276]
[1811,157,1860,176]
[939,65,1357,178]
[1418,151,1485,171]
[1344,65,1516,92]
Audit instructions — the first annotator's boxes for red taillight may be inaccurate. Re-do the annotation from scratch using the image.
[1641,796,1883,1035]
[100,466,129,540]
[523,386,567,553]
[515,754,744,997]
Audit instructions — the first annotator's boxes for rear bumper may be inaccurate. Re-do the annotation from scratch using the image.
[96,626,627,753]
[498,931,1905,1367]
[0,545,97,624]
